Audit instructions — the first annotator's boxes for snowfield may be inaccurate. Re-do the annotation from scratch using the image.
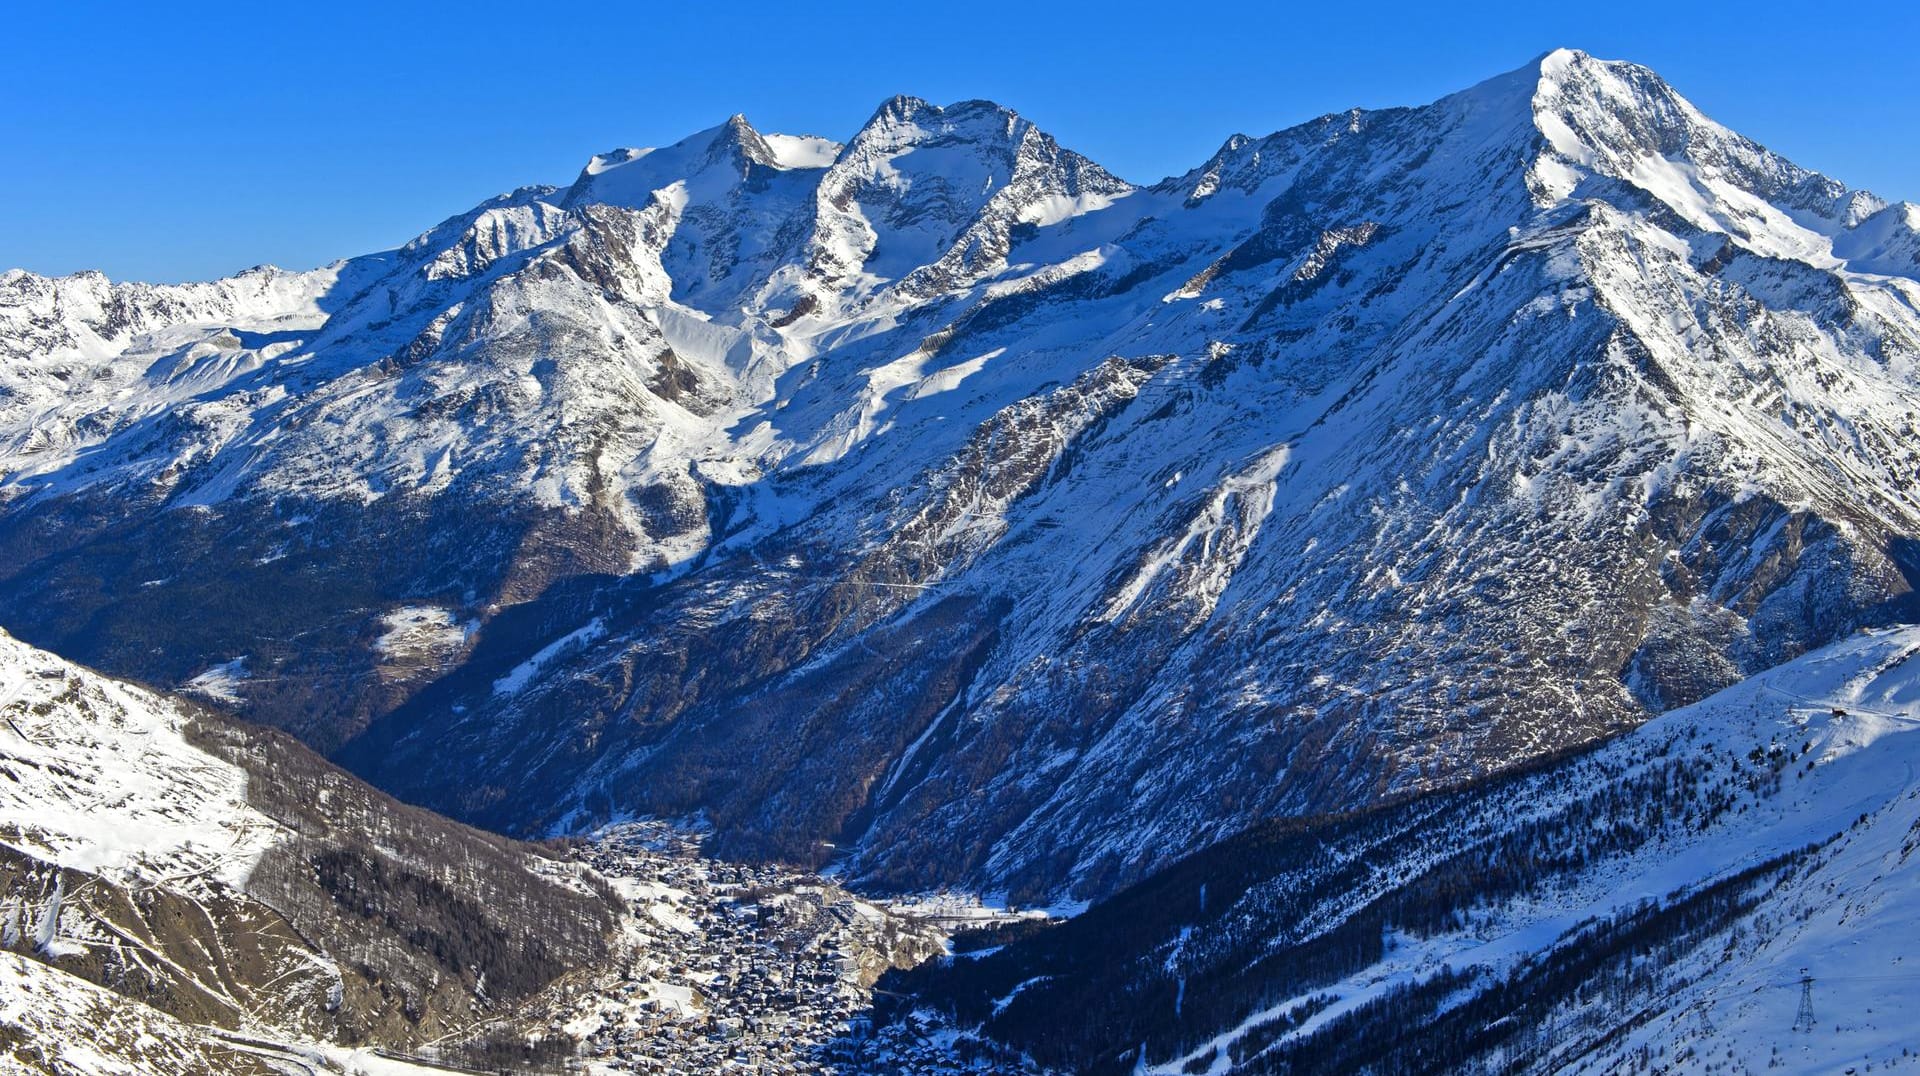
[0,628,278,891]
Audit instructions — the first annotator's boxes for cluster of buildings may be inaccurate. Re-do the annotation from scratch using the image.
[517,822,1026,1074]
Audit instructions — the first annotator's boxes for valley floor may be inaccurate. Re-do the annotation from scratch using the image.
[2,816,1035,1076]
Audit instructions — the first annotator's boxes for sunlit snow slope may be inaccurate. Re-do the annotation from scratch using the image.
[0,628,621,1073]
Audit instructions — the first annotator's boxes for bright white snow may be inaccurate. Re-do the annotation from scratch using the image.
[0,628,280,890]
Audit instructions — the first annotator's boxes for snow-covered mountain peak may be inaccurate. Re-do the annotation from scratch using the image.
[835,94,1121,180]
[395,183,565,265]
[860,92,939,129]
[820,94,1121,217]
[721,112,775,157]
[565,114,790,209]
[1157,130,1274,203]
[793,94,1133,306]
[850,94,1031,144]
[1521,48,1891,266]
[1530,47,1728,169]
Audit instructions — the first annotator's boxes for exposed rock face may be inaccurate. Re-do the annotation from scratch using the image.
[3,50,1919,901]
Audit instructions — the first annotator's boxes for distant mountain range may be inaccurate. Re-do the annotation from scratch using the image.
[3,48,1918,914]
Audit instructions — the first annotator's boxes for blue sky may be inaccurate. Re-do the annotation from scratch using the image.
[5,0,1914,283]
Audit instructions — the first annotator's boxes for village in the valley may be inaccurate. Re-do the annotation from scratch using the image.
[499,822,1043,1074]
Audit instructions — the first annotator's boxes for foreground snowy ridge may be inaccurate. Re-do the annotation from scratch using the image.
[897,625,1920,1073]
[1187,625,1920,1074]
[0,628,607,1072]
[0,627,277,894]
[0,630,953,1074]
[2,49,1918,906]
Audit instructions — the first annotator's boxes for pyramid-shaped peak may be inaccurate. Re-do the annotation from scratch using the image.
[563,116,786,210]
[575,115,773,181]
[1534,48,1688,109]
[1434,48,1668,116]
[871,93,933,118]
[1411,47,1736,170]
[1526,50,1748,164]
[1512,49,1871,234]
[717,113,777,161]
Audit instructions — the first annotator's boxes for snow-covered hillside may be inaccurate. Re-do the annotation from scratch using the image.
[3,49,1919,903]
[898,624,1920,1074]
[0,630,955,1074]
[0,628,630,1071]
[0,627,277,893]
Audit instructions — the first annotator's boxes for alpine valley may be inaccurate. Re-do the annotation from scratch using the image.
[4,47,1920,1074]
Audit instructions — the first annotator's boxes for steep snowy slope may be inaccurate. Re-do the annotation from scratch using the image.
[1,951,279,1075]
[3,50,1919,902]
[894,624,1920,1074]
[0,629,962,1075]
[0,626,276,889]
[0,627,624,1070]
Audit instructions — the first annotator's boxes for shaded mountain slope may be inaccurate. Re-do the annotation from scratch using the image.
[889,624,1920,1074]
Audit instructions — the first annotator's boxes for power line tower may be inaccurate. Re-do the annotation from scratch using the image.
[1792,970,1815,1033]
